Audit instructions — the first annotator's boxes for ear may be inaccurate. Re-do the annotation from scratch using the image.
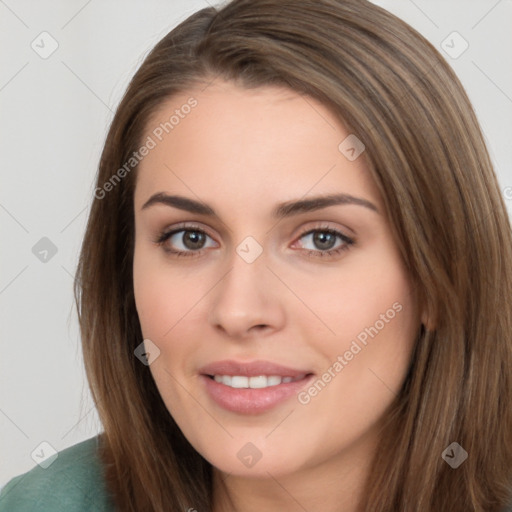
[421,306,436,331]
[414,286,436,332]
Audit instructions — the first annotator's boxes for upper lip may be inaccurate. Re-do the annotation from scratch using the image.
[199,360,313,378]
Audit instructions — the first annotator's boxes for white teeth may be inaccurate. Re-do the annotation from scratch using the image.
[231,376,249,388]
[248,375,267,388]
[267,375,282,386]
[211,374,306,388]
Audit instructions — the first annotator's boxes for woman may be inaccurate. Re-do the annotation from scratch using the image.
[1,0,511,510]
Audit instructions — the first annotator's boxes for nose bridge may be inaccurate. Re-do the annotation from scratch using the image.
[218,243,268,310]
[208,240,285,337]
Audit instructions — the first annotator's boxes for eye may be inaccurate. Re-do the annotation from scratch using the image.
[153,224,354,259]
[294,227,354,258]
[154,225,217,257]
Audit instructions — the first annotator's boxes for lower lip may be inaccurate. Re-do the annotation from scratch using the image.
[200,374,314,414]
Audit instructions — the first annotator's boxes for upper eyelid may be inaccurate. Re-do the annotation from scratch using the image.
[161,222,217,239]
[291,228,354,249]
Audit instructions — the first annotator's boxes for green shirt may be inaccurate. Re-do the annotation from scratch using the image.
[0,436,115,512]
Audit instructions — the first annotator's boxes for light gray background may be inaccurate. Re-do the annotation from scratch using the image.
[1,0,511,487]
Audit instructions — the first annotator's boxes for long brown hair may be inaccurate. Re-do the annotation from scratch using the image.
[74,0,512,510]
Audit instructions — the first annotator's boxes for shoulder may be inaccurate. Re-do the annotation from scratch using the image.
[0,435,115,512]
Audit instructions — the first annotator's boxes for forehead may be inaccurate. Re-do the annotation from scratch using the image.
[134,79,381,213]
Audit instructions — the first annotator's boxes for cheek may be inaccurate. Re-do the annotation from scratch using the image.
[294,269,417,452]
[133,247,197,340]
[321,264,418,407]
[290,253,416,347]
[132,248,214,391]
[133,261,171,339]
[340,267,415,342]
[292,245,419,412]
[132,253,198,412]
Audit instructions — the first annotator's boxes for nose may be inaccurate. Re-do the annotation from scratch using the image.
[208,247,286,340]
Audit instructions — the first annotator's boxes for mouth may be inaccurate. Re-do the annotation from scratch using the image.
[198,360,315,414]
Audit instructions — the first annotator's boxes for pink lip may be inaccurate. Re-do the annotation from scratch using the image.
[198,359,311,378]
[198,359,314,414]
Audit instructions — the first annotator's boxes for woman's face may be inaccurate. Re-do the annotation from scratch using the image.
[133,79,423,479]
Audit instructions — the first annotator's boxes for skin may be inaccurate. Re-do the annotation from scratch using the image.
[132,79,426,512]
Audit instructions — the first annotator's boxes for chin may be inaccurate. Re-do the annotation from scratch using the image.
[201,438,308,478]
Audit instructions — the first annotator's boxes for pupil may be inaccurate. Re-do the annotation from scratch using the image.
[314,231,335,250]
[184,231,205,250]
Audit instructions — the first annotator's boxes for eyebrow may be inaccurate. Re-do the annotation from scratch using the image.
[141,192,378,217]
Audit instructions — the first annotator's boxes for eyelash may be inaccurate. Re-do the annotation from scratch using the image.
[153,223,355,260]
